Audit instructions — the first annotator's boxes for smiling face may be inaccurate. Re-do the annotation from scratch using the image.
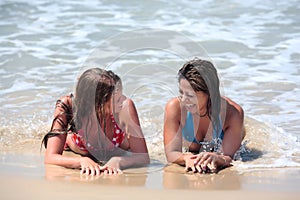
[179,78,208,114]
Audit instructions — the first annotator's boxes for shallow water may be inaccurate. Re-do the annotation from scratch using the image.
[0,0,299,170]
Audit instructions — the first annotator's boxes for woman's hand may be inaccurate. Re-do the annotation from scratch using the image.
[193,152,228,173]
[99,157,123,175]
[79,156,102,176]
[184,152,229,173]
[183,153,198,172]
[80,156,124,175]
[193,152,218,173]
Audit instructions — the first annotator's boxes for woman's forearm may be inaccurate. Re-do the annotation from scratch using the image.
[116,153,150,169]
[44,153,82,169]
[166,151,192,166]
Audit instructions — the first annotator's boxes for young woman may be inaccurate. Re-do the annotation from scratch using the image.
[42,68,149,176]
[163,58,245,173]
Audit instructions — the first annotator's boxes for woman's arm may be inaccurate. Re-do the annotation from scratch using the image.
[107,98,150,170]
[222,97,245,158]
[45,134,81,168]
[45,136,101,175]
[43,95,71,165]
[43,95,101,174]
[163,98,192,166]
[193,97,245,172]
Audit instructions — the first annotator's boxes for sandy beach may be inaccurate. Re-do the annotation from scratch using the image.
[1,140,299,200]
[1,1,300,199]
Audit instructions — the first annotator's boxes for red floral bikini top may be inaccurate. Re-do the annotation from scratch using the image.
[70,113,126,152]
[44,94,126,151]
[110,113,126,147]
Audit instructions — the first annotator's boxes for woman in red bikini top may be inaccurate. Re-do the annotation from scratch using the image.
[42,68,149,176]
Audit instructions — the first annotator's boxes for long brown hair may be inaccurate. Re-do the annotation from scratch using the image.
[41,68,117,152]
[73,68,115,146]
[178,58,222,137]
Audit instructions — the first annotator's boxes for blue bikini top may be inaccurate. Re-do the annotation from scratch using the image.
[182,111,224,145]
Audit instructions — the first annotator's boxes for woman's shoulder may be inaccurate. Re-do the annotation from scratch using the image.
[121,96,135,110]
[56,93,73,110]
[119,97,138,118]
[222,96,245,139]
[165,97,182,118]
[118,97,141,129]
[222,96,244,121]
[59,93,73,102]
[166,97,181,109]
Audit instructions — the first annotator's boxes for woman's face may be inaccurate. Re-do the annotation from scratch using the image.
[179,78,208,114]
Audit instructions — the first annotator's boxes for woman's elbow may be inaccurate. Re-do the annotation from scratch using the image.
[44,155,51,165]
[165,151,177,163]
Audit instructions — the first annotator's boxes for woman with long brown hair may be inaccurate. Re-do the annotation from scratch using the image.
[42,68,149,175]
[164,58,245,173]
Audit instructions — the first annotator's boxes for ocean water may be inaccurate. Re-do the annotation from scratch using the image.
[0,0,299,171]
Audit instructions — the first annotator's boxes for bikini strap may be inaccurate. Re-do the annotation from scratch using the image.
[182,111,199,144]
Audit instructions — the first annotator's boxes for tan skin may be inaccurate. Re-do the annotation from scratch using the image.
[164,79,244,173]
[44,87,150,176]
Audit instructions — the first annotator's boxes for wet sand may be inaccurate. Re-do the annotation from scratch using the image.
[1,140,300,200]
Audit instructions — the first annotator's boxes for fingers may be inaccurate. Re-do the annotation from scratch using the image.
[99,165,123,175]
[187,152,217,174]
[102,168,122,175]
[195,164,202,173]
[80,166,95,176]
[193,153,203,165]
[185,156,200,173]
[208,158,217,172]
[196,152,209,166]
[81,166,122,176]
[201,156,212,172]
[192,152,206,173]
[80,165,102,176]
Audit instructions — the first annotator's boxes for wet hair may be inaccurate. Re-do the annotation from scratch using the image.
[41,68,121,153]
[107,70,123,113]
[107,70,122,89]
[73,68,115,136]
[178,58,221,135]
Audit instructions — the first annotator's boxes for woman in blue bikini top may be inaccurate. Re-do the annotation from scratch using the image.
[163,58,245,173]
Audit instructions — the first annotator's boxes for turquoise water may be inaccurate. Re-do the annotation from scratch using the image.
[0,0,299,169]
